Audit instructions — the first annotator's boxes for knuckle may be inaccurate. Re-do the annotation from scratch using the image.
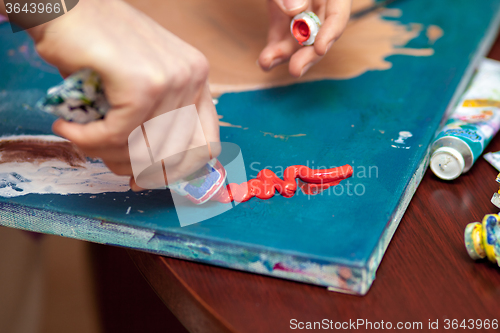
[170,64,191,88]
[188,52,210,85]
[132,67,169,103]
[145,71,169,97]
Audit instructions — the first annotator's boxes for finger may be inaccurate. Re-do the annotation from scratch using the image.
[267,0,298,43]
[129,177,146,192]
[76,145,130,163]
[272,0,310,17]
[288,45,323,77]
[51,85,157,148]
[196,83,220,149]
[52,118,127,149]
[313,0,352,56]
[102,160,133,176]
[156,82,220,184]
[259,39,300,70]
[58,70,72,79]
[259,0,301,70]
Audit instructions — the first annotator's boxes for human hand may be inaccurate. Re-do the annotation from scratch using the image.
[258,0,352,77]
[29,0,220,191]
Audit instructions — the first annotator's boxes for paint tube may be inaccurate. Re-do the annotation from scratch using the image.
[37,69,226,205]
[464,214,500,267]
[491,172,500,209]
[430,58,500,180]
[484,151,500,171]
[290,12,321,46]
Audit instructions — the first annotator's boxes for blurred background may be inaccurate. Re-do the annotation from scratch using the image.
[0,226,188,333]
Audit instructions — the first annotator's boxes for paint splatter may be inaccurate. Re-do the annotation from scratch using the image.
[426,25,444,45]
[394,131,413,144]
[218,115,245,128]
[391,131,413,149]
[211,164,353,203]
[260,131,306,141]
[381,8,402,18]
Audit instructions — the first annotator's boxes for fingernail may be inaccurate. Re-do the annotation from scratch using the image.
[299,63,313,77]
[268,58,283,70]
[283,0,307,11]
[326,40,334,53]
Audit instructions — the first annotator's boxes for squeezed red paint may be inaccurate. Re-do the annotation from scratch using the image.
[211,164,353,203]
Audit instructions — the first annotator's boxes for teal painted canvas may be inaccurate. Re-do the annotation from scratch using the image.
[1,0,500,294]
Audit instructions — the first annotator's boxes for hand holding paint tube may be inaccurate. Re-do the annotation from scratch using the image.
[26,0,222,200]
[258,0,351,77]
[430,58,500,180]
[38,69,226,205]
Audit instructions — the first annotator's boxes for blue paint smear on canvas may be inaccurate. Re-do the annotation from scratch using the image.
[0,0,499,278]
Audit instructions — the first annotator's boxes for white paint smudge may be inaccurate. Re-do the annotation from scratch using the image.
[391,145,411,149]
[394,131,413,144]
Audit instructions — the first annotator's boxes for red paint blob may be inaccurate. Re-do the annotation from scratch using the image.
[292,20,310,44]
[211,164,353,203]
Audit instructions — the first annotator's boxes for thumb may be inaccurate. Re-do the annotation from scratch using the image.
[272,0,309,16]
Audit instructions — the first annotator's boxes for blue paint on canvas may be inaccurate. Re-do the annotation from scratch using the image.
[1,0,500,294]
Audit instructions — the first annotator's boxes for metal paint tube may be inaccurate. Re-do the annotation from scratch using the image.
[488,171,500,209]
[482,153,500,208]
[290,12,321,46]
[37,69,226,205]
[464,214,500,267]
[484,150,500,171]
[430,58,500,180]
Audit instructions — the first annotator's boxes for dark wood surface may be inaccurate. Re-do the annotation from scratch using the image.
[126,34,500,333]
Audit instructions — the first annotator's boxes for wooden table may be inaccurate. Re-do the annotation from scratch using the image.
[124,35,500,333]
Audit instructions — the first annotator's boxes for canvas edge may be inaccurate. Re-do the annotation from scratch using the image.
[0,202,370,294]
[363,6,500,293]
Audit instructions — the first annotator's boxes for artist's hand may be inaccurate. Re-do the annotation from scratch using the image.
[259,0,352,77]
[29,0,220,190]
